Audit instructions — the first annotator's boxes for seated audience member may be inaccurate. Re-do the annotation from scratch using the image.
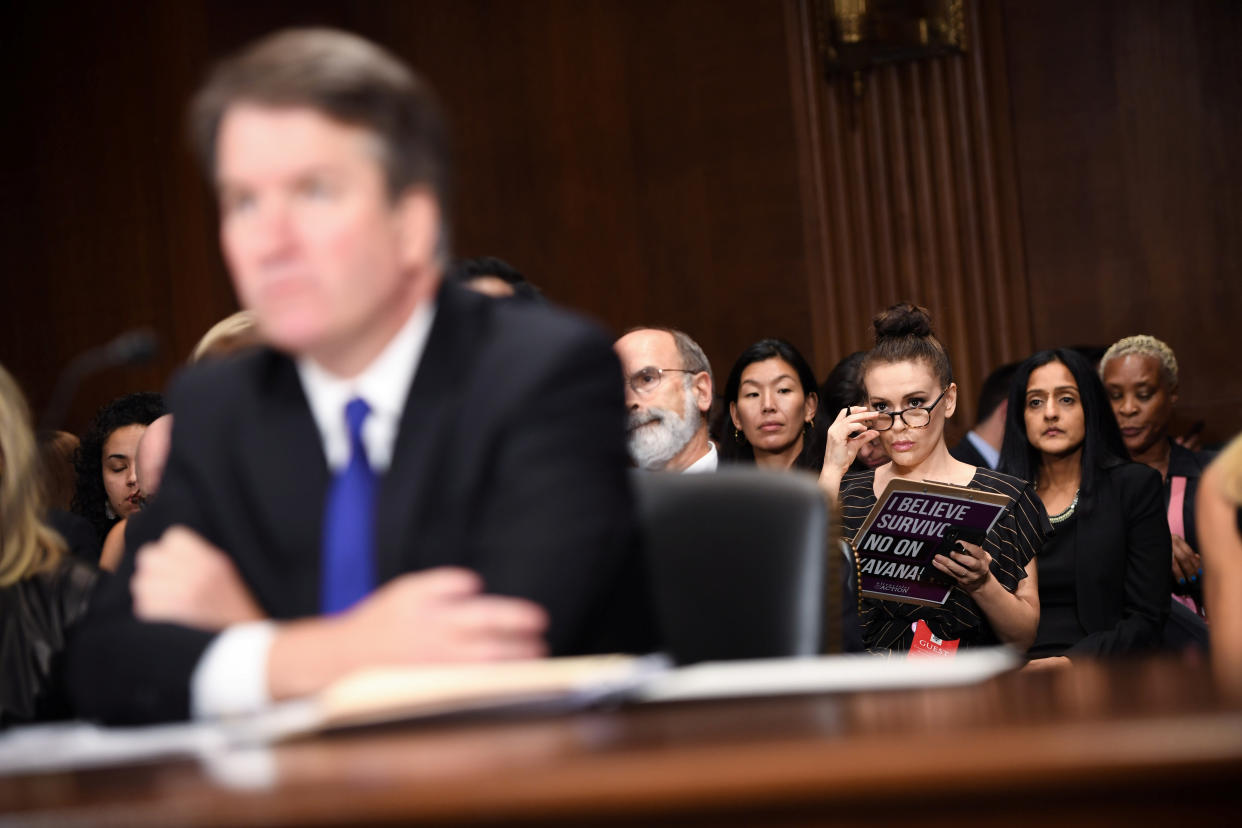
[950,361,1019,471]
[37,430,101,565]
[97,315,258,570]
[99,414,174,571]
[67,28,645,725]
[1000,349,1171,664]
[614,327,715,473]
[0,364,98,725]
[191,310,262,362]
[37,430,79,512]
[816,350,884,652]
[1100,335,1214,617]
[821,304,1046,653]
[71,392,166,544]
[446,256,544,303]
[1198,434,1242,700]
[818,351,889,472]
[719,339,824,472]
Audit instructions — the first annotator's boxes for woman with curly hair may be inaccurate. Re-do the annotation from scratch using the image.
[1,363,99,723]
[72,391,166,543]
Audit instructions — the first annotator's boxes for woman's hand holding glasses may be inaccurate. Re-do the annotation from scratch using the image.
[818,406,881,499]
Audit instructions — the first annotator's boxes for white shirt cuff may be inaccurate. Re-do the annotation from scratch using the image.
[190,621,277,719]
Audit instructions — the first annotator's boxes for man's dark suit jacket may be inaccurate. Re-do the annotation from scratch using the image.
[1063,462,1172,657]
[67,283,652,723]
[949,434,991,469]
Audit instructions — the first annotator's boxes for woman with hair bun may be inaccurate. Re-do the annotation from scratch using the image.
[820,304,1049,653]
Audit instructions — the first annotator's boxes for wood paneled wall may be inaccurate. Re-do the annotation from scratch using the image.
[0,0,1237,443]
[1001,0,1242,441]
[790,0,1032,437]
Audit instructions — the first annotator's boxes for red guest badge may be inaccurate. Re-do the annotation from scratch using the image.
[909,620,959,657]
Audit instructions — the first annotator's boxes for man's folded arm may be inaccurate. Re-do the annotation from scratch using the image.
[467,320,650,655]
[65,567,218,724]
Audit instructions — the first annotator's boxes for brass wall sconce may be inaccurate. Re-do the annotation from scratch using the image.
[814,0,968,96]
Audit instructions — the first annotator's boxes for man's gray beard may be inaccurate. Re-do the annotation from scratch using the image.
[626,385,701,470]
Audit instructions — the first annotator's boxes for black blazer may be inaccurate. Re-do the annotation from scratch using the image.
[1065,462,1171,657]
[67,283,651,723]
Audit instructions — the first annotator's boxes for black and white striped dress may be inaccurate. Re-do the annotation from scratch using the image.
[840,467,1051,652]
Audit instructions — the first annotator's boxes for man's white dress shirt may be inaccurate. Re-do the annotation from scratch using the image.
[682,441,718,474]
[964,429,1000,470]
[190,303,435,718]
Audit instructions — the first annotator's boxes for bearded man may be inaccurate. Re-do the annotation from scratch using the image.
[614,328,716,473]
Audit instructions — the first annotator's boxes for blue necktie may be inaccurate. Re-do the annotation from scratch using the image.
[320,397,377,614]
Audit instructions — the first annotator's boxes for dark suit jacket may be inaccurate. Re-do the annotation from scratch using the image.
[949,434,991,469]
[1066,462,1172,657]
[67,283,651,723]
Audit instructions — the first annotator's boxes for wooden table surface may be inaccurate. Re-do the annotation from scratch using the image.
[3,657,1241,827]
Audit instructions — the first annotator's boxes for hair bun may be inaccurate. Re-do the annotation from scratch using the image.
[872,302,934,342]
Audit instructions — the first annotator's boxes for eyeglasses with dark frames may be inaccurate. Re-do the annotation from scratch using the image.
[626,366,697,396]
[871,387,949,431]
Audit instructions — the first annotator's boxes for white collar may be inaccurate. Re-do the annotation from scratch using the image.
[966,429,1000,470]
[682,441,718,474]
[296,301,436,472]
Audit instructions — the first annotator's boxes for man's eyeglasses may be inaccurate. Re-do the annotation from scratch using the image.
[626,366,696,396]
[871,387,949,431]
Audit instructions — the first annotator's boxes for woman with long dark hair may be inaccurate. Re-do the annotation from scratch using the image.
[718,339,824,472]
[1000,348,1171,664]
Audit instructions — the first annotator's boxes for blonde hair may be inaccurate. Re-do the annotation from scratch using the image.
[1099,334,1179,389]
[191,310,261,363]
[0,364,66,586]
[1216,432,1242,507]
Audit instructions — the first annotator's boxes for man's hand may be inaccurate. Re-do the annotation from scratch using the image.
[132,526,266,631]
[268,568,549,701]
[340,568,549,663]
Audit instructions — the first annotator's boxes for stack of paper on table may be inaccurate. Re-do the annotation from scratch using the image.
[0,649,1019,775]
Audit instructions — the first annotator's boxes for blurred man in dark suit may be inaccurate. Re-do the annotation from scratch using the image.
[69,28,643,723]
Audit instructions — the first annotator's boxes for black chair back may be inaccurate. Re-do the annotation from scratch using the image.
[631,467,838,664]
